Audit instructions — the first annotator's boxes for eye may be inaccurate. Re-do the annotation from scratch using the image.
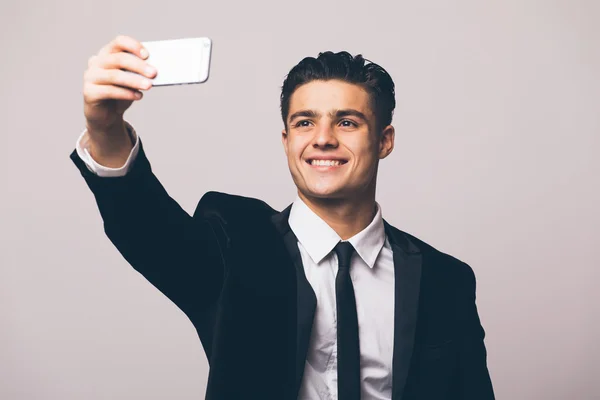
[295,120,311,127]
[340,119,358,127]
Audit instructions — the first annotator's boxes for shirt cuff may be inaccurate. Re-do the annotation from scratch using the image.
[75,121,140,177]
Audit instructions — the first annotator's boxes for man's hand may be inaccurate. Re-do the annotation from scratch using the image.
[82,35,157,167]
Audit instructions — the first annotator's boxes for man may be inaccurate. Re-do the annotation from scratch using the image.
[71,35,495,399]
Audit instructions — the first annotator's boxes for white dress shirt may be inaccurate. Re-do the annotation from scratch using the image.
[75,123,396,399]
[289,197,395,400]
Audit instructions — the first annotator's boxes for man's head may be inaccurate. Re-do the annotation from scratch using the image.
[280,51,396,204]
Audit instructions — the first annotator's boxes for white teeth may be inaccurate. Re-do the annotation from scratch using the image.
[310,160,342,166]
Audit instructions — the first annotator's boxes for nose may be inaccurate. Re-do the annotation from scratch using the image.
[312,124,339,149]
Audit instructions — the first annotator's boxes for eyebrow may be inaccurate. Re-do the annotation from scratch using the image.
[288,109,368,123]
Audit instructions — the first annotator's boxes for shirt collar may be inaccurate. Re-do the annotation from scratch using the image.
[287,196,386,268]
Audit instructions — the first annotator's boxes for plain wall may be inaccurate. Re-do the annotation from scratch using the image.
[1,0,598,398]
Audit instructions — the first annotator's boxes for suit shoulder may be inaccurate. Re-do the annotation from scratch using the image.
[387,224,475,281]
[193,191,276,221]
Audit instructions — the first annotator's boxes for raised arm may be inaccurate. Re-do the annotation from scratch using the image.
[72,35,224,318]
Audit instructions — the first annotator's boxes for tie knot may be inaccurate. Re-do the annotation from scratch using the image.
[334,241,355,270]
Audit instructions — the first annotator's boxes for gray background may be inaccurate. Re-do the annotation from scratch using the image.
[1,0,598,399]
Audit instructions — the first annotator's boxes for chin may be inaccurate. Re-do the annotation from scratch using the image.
[292,172,352,200]
[301,185,347,200]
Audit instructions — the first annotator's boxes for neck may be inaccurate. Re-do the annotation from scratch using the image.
[298,189,378,240]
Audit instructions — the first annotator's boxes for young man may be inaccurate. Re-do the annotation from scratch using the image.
[72,35,495,399]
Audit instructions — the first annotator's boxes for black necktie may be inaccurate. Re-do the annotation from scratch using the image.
[334,241,361,400]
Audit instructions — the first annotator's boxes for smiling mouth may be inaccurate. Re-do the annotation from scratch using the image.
[306,159,348,167]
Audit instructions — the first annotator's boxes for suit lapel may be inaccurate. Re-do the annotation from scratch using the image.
[271,205,317,397]
[384,220,423,400]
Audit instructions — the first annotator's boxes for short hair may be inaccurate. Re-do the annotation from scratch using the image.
[280,51,396,133]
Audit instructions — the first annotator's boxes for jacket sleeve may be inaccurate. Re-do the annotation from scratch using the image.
[69,138,225,317]
[457,263,496,399]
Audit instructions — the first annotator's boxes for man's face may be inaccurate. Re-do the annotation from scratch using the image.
[282,79,394,202]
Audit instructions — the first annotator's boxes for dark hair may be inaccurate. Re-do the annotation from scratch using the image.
[280,51,396,133]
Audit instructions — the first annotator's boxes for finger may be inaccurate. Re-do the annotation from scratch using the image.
[94,52,156,79]
[97,35,148,61]
[84,82,143,103]
[86,66,152,92]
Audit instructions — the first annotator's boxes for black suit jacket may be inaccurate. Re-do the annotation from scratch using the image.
[70,139,495,400]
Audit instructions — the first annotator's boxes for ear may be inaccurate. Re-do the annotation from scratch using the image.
[378,125,395,159]
[281,128,289,157]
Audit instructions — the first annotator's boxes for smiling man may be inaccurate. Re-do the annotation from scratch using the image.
[71,35,495,400]
[282,79,394,242]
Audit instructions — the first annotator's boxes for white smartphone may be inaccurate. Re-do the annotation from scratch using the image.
[139,37,212,86]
